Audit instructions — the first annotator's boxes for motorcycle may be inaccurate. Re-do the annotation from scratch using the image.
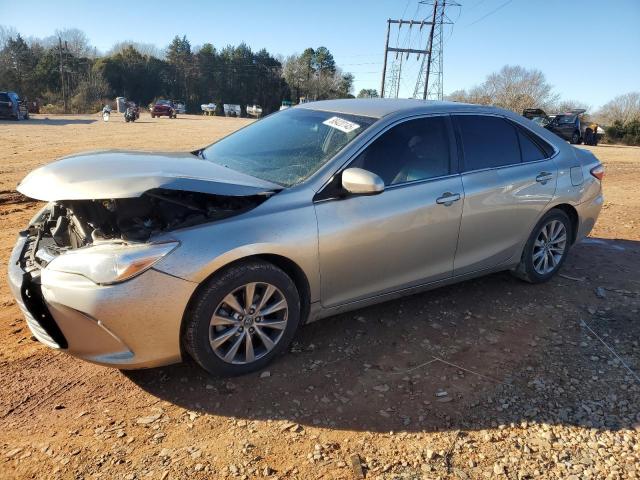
[102,105,112,122]
[124,103,140,123]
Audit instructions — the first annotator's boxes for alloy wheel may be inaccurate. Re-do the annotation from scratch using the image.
[209,282,289,364]
[532,219,567,275]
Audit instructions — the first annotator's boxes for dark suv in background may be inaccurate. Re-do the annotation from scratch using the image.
[0,91,30,120]
[523,108,585,144]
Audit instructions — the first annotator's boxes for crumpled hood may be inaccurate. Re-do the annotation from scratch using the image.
[17,150,281,201]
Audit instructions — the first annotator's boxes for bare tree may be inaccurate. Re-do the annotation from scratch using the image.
[0,25,18,49]
[282,54,306,102]
[446,65,558,113]
[38,29,93,57]
[596,92,640,124]
[553,99,590,113]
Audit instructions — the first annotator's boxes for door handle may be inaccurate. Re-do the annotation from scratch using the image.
[536,172,553,184]
[436,192,461,206]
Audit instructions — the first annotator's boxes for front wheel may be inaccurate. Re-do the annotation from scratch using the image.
[512,209,572,283]
[183,260,301,376]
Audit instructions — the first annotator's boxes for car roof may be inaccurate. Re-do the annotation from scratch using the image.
[296,98,495,119]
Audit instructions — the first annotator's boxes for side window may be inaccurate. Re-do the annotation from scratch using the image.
[350,116,451,185]
[517,128,547,162]
[456,115,520,171]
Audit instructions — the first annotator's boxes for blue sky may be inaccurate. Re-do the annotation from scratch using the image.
[2,0,639,109]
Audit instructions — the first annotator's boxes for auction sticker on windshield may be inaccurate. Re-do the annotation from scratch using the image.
[323,116,361,133]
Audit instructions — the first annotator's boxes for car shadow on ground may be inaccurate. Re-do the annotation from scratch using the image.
[126,237,640,434]
[0,117,97,126]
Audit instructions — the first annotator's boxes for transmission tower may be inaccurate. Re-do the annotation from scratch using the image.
[380,19,434,98]
[380,2,459,100]
[413,0,460,100]
[386,55,403,99]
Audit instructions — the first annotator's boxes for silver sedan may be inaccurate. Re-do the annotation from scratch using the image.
[8,99,604,376]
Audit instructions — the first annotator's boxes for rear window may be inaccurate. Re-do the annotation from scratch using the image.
[0,93,9,102]
[456,115,521,171]
[557,114,577,124]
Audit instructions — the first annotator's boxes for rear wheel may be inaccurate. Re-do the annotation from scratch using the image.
[512,209,572,283]
[183,260,301,376]
[570,131,581,144]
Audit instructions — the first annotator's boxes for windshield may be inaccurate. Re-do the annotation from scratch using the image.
[201,108,376,186]
[157,100,171,105]
[531,116,549,127]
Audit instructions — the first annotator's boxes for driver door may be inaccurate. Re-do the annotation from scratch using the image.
[314,115,464,307]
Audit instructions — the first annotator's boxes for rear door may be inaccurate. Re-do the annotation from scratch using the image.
[452,114,557,275]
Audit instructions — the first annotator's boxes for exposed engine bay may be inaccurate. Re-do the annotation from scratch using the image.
[24,189,268,269]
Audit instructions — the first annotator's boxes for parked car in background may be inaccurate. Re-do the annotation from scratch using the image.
[0,91,29,120]
[150,99,177,118]
[523,108,594,144]
[9,99,604,376]
[201,103,217,116]
[172,101,186,114]
[223,104,241,117]
[246,104,263,118]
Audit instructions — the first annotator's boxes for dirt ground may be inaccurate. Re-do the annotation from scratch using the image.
[0,114,639,480]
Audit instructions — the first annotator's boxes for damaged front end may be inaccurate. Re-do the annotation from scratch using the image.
[22,188,270,284]
[36,188,268,247]
[7,149,281,365]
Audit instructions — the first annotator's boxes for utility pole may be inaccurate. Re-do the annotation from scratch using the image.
[380,18,434,98]
[380,20,391,97]
[58,37,67,113]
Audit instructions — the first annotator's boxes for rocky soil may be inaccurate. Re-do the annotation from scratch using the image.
[0,115,638,479]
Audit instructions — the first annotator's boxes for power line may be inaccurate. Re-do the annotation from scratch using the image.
[466,0,513,26]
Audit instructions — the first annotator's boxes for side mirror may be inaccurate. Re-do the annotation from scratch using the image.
[341,168,385,195]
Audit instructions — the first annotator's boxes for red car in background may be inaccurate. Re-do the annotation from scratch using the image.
[150,99,177,119]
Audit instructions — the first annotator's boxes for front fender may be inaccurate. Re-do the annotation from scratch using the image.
[152,203,321,303]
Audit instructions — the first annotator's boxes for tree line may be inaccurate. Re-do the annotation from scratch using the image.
[0,27,354,115]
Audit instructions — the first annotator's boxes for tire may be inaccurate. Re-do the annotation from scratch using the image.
[570,131,580,144]
[511,209,572,284]
[151,114,155,118]
[183,260,301,376]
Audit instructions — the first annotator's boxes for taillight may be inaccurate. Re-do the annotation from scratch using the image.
[7,101,12,108]
[590,164,605,181]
